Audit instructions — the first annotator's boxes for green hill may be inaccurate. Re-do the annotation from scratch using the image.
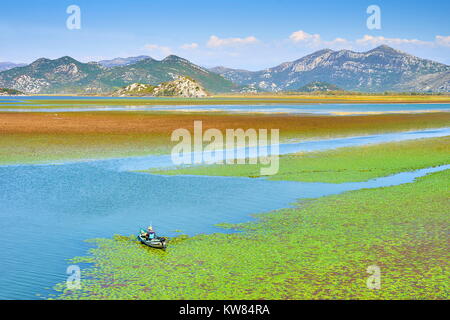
[0,56,235,94]
[100,55,234,93]
[298,81,342,92]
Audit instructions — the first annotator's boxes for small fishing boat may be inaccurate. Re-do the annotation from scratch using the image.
[137,230,167,249]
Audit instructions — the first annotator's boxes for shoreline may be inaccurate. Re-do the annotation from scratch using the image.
[2,94,450,106]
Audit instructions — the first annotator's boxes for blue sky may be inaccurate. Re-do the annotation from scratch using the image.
[1,0,449,69]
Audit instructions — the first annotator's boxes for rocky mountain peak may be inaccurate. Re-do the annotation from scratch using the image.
[162,55,189,63]
[30,58,51,67]
[370,44,401,53]
[57,56,78,62]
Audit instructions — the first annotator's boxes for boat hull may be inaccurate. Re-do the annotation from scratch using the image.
[137,234,167,249]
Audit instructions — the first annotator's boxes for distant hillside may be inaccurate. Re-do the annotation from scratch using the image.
[0,55,235,94]
[297,81,341,92]
[209,66,256,85]
[0,62,27,72]
[396,70,450,93]
[210,45,450,93]
[97,56,151,68]
[112,76,208,98]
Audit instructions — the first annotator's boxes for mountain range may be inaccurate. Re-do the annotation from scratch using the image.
[0,45,449,94]
[0,55,234,94]
[210,45,450,93]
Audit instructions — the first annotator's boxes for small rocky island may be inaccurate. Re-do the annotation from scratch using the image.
[112,76,208,97]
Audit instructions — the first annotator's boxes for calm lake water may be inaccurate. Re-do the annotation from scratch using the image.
[0,127,449,299]
[0,96,449,115]
[140,103,450,115]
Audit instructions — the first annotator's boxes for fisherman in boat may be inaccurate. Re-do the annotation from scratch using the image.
[138,226,167,249]
[146,226,156,240]
[140,226,155,240]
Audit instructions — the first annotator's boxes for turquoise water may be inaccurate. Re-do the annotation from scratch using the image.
[0,103,448,114]
[142,103,450,115]
[0,162,448,300]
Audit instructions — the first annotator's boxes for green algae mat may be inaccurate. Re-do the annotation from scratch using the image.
[53,168,449,299]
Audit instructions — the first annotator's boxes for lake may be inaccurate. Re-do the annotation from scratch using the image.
[0,96,449,115]
[0,126,449,299]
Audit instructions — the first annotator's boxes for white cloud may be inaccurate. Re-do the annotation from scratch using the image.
[144,44,172,57]
[289,30,321,43]
[207,35,259,48]
[436,35,450,47]
[323,37,351,49]
[287,30,450,51]
[289,30,350,48]
[355,35,431,47]
[181,42,199,50]
[137,32,450,70]
[327,37,348,45]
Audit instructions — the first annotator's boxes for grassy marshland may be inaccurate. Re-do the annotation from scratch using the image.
[1,111,449,164]
[152,136,450,183]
